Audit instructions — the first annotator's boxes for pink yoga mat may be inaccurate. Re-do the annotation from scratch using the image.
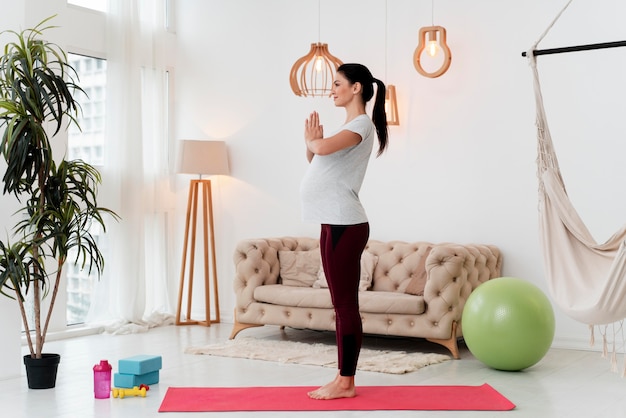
[158,383,515,412]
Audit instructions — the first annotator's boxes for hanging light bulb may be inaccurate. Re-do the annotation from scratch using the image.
[414,25,451,78]
[426,30,439,57]
[315,55,324,72]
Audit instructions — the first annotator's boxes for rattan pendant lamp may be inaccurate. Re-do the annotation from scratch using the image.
[289,0,343,97]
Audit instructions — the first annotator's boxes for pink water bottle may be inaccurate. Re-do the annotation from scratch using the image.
[93,360,112,399]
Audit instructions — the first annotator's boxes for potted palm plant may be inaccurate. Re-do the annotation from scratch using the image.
[0,17,118,389]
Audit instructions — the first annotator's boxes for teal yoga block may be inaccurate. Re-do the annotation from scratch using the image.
[114,370,159,388]
[118,355,162,375]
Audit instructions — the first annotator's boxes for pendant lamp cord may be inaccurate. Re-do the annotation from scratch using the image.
[431,0,434,25]
[385,0,388,82]
[317,0,321,43]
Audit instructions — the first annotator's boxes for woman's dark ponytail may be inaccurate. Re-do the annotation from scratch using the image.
[336,63,389,157]
[371,78,388,157]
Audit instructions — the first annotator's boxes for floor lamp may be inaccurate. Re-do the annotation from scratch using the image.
[176,140,229,326]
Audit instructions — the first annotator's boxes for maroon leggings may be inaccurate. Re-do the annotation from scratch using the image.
[319,222,369,376]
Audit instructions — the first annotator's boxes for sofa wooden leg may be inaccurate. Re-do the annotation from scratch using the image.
[426,321,460,359]
[229,309,264,339]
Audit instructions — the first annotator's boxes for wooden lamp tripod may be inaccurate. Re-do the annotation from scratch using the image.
[175,140,229,326]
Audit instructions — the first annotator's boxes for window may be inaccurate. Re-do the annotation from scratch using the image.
[68,0,107,12]
[66,53,108,325]
[66,224,103,324]
[68,54,106,167]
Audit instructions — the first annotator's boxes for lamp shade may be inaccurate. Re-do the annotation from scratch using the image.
[385,85,399,126]
[289,43,343,97]
[413,26,452,78]
[177,140,230,176]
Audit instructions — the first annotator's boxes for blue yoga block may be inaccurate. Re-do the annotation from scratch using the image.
[114,370,159,388]
[118,355,162,375]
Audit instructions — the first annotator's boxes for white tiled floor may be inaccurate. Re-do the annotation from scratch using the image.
[2,323,625,417]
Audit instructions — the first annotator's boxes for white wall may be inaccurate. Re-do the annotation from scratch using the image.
[174,0,626,350]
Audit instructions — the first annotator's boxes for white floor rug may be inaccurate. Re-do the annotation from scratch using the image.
[185,337,451,374]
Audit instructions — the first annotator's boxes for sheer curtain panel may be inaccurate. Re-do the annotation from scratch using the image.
[88,0,176,331]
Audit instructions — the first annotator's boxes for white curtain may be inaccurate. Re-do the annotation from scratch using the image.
[87,0,177,331]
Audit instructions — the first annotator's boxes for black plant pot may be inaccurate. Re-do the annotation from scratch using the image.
[23,353,61,389]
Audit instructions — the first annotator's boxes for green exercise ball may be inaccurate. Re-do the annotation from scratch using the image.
[462,276,555,371]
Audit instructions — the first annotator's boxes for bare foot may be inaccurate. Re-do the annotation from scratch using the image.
[308,373,356,400]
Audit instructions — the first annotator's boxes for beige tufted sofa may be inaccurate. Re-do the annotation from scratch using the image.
[230,237,502,358]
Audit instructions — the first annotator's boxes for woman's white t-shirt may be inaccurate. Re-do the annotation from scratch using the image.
[300,114,375,225]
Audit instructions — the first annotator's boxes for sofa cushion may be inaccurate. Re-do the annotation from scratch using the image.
[313,251,378,291]
[278,249,320,287]
[367,241,435,294]
[255,285,333,309]
[403,246,432,296]
[253,285,425,315]
[359,291,425,315]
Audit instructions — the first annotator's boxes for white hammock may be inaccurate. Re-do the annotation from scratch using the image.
[529,1,626,328]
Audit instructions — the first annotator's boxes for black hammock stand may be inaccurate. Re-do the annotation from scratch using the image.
[522,40,626,57]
